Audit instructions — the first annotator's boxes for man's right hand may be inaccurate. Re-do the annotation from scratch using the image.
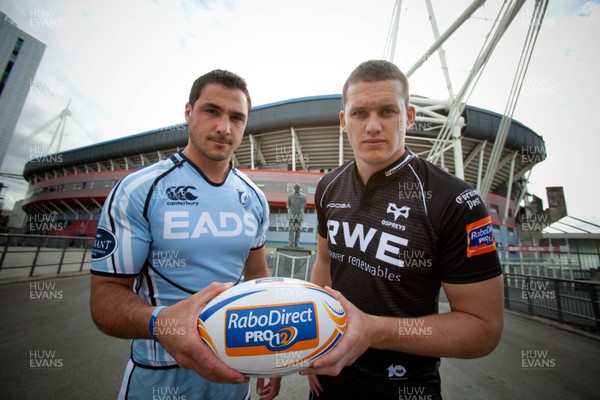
[91,276,248,383]
[154,282,249,384]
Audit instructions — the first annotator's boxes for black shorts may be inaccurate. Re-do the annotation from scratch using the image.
[309,364,442,400]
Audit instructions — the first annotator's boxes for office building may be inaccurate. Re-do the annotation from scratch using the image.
[0,11,46,168]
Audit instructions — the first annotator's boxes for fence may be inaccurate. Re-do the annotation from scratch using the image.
[2,233,599,331]
[271,251,315,281]
[0,233,94,278]
[504,273,600,330]
[502,258,591,280]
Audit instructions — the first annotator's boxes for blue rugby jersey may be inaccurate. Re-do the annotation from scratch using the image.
[91,151,269,366]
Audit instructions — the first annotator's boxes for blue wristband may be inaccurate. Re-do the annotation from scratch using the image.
[149,306,167,342]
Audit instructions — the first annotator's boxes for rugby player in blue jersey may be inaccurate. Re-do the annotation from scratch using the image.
[90,70,280,399]
[303,60,504,399]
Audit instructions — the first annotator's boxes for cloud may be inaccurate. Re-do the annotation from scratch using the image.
[510,1,600,216]
[1,0,598,217]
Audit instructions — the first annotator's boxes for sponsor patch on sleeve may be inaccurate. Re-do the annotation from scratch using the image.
[465,216,496,258]
[91,227,118,261]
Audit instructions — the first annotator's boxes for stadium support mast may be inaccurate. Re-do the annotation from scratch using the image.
[10,99,86,155]
[384,0,547,206]
[384,0,488,179]
[405,0,485,80]
[479,0,549,217]
[423,0,455,98]
[383,0,403,63]
[426,0,527,169]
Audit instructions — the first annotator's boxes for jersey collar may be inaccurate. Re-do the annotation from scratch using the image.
[178,149,233,187]
[383,148,415,177]
[355,148,415,184]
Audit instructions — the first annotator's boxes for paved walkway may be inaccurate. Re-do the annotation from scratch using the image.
[0,274,598,399]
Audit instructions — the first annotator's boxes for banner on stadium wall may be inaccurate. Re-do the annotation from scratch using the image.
[503,245,570,253]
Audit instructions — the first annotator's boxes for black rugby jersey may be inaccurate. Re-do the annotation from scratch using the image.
[315,148,501,396]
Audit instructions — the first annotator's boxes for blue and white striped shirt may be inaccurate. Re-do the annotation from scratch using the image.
[91,151,269,366]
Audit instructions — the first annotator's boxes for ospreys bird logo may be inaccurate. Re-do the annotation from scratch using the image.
[386,203,410,221]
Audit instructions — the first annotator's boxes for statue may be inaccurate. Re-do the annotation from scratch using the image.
[287,184,306,247]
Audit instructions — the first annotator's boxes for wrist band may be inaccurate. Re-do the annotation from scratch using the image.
[149,306,167,342]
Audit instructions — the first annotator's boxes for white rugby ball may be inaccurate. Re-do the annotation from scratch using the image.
[197,277,346,377]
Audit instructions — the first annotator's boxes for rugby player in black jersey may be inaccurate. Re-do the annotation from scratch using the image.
[301,60,504,399]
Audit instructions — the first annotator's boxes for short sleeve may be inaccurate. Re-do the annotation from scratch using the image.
[315,178,328,239]
[436,189,502,284]
[251,191,270,249]
[91,177,152,276]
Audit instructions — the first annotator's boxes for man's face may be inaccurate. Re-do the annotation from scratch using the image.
[184,83,248,164]
[340,80,415,177]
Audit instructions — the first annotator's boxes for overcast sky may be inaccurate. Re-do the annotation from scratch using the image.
[1,0,599,218]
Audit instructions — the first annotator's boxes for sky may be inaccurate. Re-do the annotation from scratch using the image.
[1,0,599,218]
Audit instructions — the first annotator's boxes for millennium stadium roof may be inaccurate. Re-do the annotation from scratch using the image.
[23,94,545,197]
[542,216,600,240]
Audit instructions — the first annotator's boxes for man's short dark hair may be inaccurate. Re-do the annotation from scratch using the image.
[342,60,410,109]
[188,69,252,111]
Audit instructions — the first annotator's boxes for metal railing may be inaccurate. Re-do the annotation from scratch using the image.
[2,233,599,332]
[272,252,315,281]
[0,233,94,278]
[504,273,600,330]
[501,258,591,280]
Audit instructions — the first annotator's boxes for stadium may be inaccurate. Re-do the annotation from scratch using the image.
[21,93,545,252]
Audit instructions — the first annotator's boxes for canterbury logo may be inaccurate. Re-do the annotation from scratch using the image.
[166,186,198,201]
[387,203,410,221]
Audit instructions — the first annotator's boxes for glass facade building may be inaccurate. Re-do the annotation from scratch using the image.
[0,11,46,168]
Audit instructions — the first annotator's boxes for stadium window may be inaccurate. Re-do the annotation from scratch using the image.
[0,38,24,96]
[12,38,24,56]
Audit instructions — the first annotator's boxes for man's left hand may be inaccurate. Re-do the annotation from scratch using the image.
[300,287,376,376]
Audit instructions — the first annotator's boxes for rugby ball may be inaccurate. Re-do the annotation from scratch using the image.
[197,277,346,377]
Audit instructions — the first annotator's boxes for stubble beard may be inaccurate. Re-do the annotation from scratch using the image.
[189,134,234,162]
